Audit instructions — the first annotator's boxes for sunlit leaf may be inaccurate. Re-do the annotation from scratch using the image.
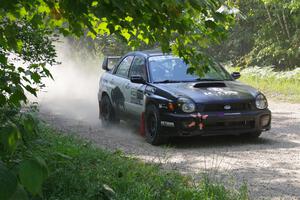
[31,72,41,83]
[125,16,133,22]
[0,124,21,153]
[121,29,131,41]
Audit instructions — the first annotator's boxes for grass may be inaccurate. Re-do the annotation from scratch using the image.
[228,66,300,103]
[30,124,248,200]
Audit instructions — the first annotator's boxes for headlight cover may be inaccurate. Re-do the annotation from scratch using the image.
[178,97,196,113]
[255,94,268,109]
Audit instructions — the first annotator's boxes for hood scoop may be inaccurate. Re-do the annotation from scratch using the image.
[193,82,226,88]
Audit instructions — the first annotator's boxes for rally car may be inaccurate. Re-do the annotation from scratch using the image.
[98,51,271,145]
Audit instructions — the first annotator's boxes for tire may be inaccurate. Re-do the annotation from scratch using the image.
[99,95,119,127]
[145,104,167,145]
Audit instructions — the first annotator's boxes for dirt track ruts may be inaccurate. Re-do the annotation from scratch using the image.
[39,100,300,200]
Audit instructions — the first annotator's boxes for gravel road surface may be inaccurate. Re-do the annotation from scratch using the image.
[39,100,300,200]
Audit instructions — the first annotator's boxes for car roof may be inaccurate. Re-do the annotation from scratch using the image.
[126,49,172,58]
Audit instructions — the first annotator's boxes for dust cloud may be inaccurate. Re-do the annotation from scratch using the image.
[36,39,142,142]
[37,40,141,141]
[38,39,104,126]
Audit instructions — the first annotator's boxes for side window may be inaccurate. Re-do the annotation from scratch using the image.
[115,56,134,78]
[129,56,147,81]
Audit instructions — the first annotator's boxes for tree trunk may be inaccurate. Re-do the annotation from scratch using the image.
[276,13,285,37]
[273,4,287,40]
[264,3,280,42]
[282,9,291,40]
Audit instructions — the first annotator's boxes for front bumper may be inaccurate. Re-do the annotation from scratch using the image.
[160,109,271,136]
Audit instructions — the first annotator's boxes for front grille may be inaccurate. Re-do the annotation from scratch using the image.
[203,102,252,112]
[204,120,255,131]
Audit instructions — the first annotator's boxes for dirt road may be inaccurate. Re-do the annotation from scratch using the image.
[39,100,300,200]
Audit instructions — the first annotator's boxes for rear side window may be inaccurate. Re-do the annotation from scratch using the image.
[115,56,134,78]
[129,56,147,81]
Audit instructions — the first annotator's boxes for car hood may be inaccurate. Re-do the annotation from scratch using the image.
[153,81,259,103]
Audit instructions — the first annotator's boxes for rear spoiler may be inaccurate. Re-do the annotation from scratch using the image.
[102,56,122,71]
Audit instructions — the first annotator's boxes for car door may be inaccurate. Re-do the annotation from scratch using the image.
[110,55,134,116]
[126,56,148,117]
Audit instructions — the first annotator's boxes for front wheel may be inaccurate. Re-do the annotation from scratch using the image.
[145,104,167,145]
[99,95,119,127]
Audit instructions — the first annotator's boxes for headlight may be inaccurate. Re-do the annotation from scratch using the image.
[255,94,268,109]
[178,97,196,113]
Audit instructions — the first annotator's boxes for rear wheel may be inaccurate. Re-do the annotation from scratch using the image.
[145,104,167,145]
[100,95,119,127]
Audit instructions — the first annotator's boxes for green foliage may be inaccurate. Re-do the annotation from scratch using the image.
[19,157,48,195]
[0,0,236,110]
[0,109,49,199]
[1,1,235,198]
[28,125,248,200]
[227,65,300,102]
[212,0,300,69]
[0,162,18,200]
[1,0,235,76]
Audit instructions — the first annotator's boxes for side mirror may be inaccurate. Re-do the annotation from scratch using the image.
[231,72,241,80]
[102,57,109,71]
[130,75,146,84]
[102,56,121,71]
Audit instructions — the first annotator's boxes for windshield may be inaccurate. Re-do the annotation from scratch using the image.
[148,56,233,83]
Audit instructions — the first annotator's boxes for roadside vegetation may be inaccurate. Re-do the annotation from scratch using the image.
[1,0,300,199]
[213,0,300,103]
[227,66,300,103]
[212,0,300,70]
[0,1,236,199]
[33,124,248,200]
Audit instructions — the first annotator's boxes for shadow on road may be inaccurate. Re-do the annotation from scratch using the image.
[167,135,286,149]
[123,120,300,152]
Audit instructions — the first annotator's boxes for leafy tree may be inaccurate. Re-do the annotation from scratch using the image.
[1,0,235,198]
[212,0,300,69]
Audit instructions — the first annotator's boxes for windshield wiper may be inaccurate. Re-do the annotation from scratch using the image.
[153,80,181,83]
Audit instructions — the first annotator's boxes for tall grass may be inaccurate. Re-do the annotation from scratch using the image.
[31,125,248,200]
[228,66,300,102]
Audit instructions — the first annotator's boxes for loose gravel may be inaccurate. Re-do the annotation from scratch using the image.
[39,100,300,200]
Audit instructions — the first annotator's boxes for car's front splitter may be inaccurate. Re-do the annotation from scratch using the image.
[159,109,271,137]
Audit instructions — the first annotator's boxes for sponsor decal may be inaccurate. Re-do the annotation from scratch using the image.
[158,104,168,109]
[224,113,241,116]
[130,89,143,105]
[161,121,175,127]
[217,112,241,117]
[205,87,238,96]
[136,90,143,100]
[130,98,142,105]
[224,105,231,110]
[145,86,156,93]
